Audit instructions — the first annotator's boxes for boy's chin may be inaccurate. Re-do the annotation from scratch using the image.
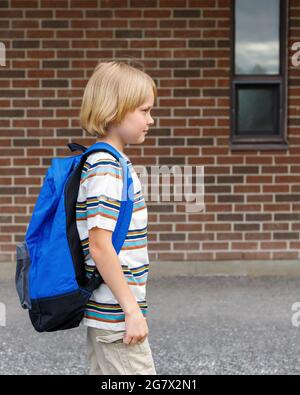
[130,135,146,144]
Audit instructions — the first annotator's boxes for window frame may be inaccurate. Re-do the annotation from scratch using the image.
[230,0,289,151]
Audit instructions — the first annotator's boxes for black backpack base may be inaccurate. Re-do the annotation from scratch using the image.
[29,287,92,332]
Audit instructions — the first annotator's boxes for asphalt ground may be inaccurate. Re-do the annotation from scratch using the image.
[1,274,300,375]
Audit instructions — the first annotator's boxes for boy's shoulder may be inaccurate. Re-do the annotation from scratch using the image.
[86,150,117,165]
[82,150,133,180]
[85,149,130,166]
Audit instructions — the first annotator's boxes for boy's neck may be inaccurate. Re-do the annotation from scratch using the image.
[95,135,125,156]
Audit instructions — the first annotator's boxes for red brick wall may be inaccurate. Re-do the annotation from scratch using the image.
[0,0,299,264]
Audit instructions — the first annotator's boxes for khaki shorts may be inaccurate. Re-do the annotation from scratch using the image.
[86,326,157,375]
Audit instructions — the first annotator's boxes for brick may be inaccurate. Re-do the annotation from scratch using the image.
[42,80,69,88]
[27,50,55,59]
[13,80,39,88]
[41,0,69,6]
[13,40,40,48]
[70,0,97,6]
[42,99,69,107]
[274,233,299,240]
[42,20,69,28]
[0,90,25,98]
[11,0,38,6]
[71,20,97,28]
[27,30,54,38]
[60,12,87,23]
[173,9,201,18]
[0,110,24,117]
[42,119,68,128]
[0,187,26,195]
[276,195,300,202]
[42,40,69,48]
[12,60,39,68]
[218,214,244,221]
[25,10,53,18]
[0,10,22,17]
[14,139,40,147]
[0,70,25,78]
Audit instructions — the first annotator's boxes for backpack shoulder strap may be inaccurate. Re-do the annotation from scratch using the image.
[80,142,134,255]
[67,142,87,153]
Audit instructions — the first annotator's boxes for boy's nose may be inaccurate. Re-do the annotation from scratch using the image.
[148,116,155,125]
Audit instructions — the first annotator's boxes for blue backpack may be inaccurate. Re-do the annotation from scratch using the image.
[15,141,134,332]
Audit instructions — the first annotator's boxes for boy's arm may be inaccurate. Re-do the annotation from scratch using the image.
[89,226,141,316]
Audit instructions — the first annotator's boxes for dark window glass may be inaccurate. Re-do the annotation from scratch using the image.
[237,85,278,134]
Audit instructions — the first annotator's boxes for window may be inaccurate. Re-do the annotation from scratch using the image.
[230,0,289,150]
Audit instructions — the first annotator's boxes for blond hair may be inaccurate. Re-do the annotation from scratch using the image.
[79,60,157,137]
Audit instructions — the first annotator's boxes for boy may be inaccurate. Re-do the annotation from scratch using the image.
[76,60,157,375]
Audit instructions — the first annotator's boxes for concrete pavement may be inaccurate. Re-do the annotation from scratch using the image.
[1,266,300,374]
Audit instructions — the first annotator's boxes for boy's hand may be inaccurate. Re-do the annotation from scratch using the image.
[123,309,149,345]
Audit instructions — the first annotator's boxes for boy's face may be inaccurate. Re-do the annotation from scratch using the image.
[114,88,155,145]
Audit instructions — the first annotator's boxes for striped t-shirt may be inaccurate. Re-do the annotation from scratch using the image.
[75,149,149,331]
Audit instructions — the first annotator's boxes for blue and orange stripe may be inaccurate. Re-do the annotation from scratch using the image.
[80,159,123,184]
[84,300,148,323]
